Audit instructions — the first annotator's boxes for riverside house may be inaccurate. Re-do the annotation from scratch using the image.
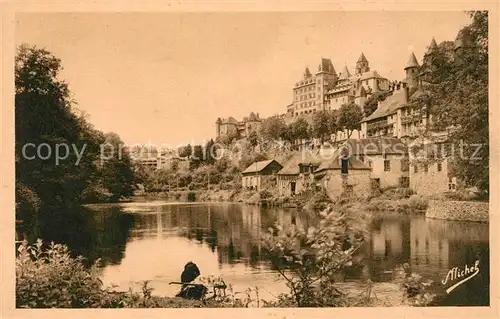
[277,151,324,196]
[313,150,372,198]
[342,138,410,190]
[241,159,283,191]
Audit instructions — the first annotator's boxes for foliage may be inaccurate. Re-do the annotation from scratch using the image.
[290,117,310,142]
[363,90,392,117]
[259,116,287,141]
[399,264,436,306]
[101,132,136,202]
[261,205,369,307]
[248,130,259,147]
[15,44,104,211]
[178,144,192,158]
[311,110,337,143]
[415,11,488,192]
[338,102,363,138]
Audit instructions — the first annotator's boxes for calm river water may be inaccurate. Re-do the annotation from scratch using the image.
[25,201,489,306]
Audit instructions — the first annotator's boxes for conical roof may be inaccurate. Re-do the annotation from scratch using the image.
[404,52,419,69]
[429,37,438,50]
[357,53,368,63]
[339,65,351,80]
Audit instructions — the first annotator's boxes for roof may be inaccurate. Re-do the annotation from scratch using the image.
[314,154,371,173]
[362,87,408,122]
[221,116,239,125]
[360,70,383,80]
[339,65,351,80]
[404,52,420,70]
[278,152,324,175]
[362,99,400,122]
[429,38,438,50]
[247,112,260,121]
[357,53,368,63]
[318,58,336,74]
[343,138,408,155]
[242,159,281,174]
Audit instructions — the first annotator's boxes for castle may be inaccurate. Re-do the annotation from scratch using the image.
[215,112,262,140]
[287,53,390,117]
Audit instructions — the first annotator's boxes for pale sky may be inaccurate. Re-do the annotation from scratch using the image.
[15,12,471,147]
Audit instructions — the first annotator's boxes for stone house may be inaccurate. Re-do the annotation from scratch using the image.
[408,133,458,197]
[241,159,283,191]
[342,138,410,189]
[277,152,324,196]
[313,152,372,199]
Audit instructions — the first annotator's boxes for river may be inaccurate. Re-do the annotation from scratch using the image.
[20,201,489,306]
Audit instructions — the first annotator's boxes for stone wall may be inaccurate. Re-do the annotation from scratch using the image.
[426,199,489,222]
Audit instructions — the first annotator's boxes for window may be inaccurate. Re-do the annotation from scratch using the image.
[424,163,429,173]
[400,176,410,188]
[341,158,349,174]
[414,164,419,173]
[437,162,442,172]
[368,160,372,168]
[401,159,409,172]
[384,160,391,171]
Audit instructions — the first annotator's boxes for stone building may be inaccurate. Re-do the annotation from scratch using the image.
[277,151,324,196]
[241,159,283,190]
[313,151,372,199]
[289,54,390,117]
[342,138,410,189]
[215,112,262,140]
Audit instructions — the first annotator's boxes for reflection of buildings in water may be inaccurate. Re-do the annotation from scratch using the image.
[410,217,449,273]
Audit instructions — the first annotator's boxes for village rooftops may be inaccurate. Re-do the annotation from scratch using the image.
[343,138,408,155]
[314,154,370,174]
[277,152,324,175]
[241,159,282,175]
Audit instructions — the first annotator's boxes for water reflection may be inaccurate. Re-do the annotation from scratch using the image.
[21,202,489,306]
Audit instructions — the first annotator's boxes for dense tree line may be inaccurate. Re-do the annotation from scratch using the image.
[15,44,136,223]
[412,11,489,192]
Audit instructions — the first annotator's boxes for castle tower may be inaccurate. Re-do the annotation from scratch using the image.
[315,58,337,111]
[215,118,222,138]
[355,53,370,75]
[404,52,420,89]
[429,37,438,51]
[303,67,312,79]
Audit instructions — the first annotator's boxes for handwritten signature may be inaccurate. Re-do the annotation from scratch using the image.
[441,260,480,294]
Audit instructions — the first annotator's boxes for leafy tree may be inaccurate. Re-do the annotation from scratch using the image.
[178,144,192,158]
[101,132,136,202]
[248,130,259,147]
[204,139,216,165]
[291,117,310,142]
[312,110,335,143]
[416,11,488,192]
[338,103,363,139]
[15,44,104,214]
[363,90,392,117]
[259,116,287,141]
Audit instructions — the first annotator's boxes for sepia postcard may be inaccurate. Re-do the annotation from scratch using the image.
[1,1,498,318]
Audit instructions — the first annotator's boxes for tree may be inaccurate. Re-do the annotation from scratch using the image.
[363,90,392,117]
[291,118,310,142]
[311,110,328,143]
[178,144,192,158]
[312,110,336,143]
[259,116,287,141]
[338,103,363,139]
[248,130,259,147]
[204,139,216,165]
[15,44,104,214]
[101,132,136,202]
[416,11,489,192]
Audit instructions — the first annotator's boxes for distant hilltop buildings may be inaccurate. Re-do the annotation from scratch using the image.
[215,112,262,140]
[288,53,390,117]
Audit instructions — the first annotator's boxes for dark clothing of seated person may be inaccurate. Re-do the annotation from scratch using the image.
[175,262,206,300]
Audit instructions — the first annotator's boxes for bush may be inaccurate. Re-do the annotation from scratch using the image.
[408,195,429,211]
[16,239,105,308]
